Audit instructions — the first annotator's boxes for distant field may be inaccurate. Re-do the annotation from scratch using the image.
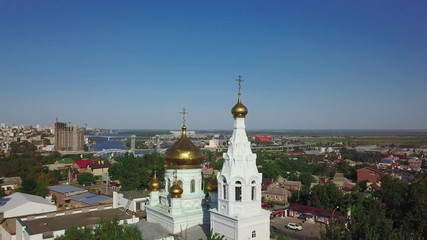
[300,136,427,147]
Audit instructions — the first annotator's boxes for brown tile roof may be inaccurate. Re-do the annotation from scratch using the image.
[265,185,290,196]
[89,161,111,169]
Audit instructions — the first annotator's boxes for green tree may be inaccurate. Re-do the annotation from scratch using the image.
[19,175,49,197]
[77,172,95,186]
[259,160,282,180]
[299,172,315,186]
[109,152,164,191]
[213,159,224,170]
[309,183,343,209]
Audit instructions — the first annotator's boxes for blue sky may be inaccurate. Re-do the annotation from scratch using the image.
[0,0,426,130]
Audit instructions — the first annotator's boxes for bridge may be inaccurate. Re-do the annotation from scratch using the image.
[92,148,158,159]
[93,149,133,159]
[212,143,314,152]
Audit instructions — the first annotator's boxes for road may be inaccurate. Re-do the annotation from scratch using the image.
[271,216,325,240]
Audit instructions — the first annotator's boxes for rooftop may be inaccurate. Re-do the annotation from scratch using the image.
[67,192,112,205]
[0,193,54,213]
[21,208,144,235]
[74,159,95,168]
[48,185,86,194]
[120,190,149,200]
[0,176,22,186]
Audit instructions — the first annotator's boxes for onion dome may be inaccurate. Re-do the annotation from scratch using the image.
[169,181,183,198]
[164,125,203,169]
[149,171,161,192]
[206,177,218,192]
[231,98,248,118]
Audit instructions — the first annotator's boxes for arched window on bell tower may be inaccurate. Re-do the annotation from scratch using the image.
[190,179,195,193]
[223,178,227,200]
[251,180,256,200]
[235,181,242,201]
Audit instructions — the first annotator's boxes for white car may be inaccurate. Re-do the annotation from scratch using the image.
[286,223,303,231]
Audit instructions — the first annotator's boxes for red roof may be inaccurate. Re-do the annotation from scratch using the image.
[357,166,383,175]
[203,162,213,169]
[289,203,342,218]
[255,136,272,142]
[75,159,95,168]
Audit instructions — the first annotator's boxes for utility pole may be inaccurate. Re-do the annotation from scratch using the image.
[105,171,109,195]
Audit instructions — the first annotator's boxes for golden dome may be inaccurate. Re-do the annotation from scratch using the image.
[206,177,218,192]
[231,98,248,118]
[169,181,183,198]
[149,171,161,192]
[164,125,203,169]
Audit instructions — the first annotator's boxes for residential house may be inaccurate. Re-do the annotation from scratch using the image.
[331,173,354,191]
[72,159,95,174]
[262,183,291,205]
[366,182,381,193]
[88,160,111,176]
[378,156,398,169]
[282,180,302,191]
[0,177,22,195]
[356,166,383,184]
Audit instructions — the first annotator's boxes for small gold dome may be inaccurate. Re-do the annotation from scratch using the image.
[149,171,161,192]
[207,177,218,192]
[231,98,248,118]
[164,125,203,169]
[169,181,183,198]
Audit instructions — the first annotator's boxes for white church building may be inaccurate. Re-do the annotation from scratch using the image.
[145,109,209,234]
[210,77,271,240]
[146,77,270,239]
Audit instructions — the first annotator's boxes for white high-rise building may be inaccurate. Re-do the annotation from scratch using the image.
[210,76,270,240]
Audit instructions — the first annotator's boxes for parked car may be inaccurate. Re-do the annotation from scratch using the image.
[286,223,303,231]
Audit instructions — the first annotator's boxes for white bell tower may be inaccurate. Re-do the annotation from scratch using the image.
[210,76,270,240]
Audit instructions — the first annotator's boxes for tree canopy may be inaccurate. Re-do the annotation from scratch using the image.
[321,175,427,240]
[77,172,95,186]
[109,152,164,191]
[309,183,343,210]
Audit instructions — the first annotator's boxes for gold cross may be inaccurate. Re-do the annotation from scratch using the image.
[180,107,187,126]
[236,75,244,97]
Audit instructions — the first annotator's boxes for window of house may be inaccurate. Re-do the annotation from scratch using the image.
[252,230,256,238]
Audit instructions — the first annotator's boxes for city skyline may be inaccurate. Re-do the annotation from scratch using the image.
[1,1,426,130]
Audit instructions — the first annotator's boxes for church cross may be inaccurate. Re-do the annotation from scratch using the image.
[180,107,188,126]
[236,75,244,98]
